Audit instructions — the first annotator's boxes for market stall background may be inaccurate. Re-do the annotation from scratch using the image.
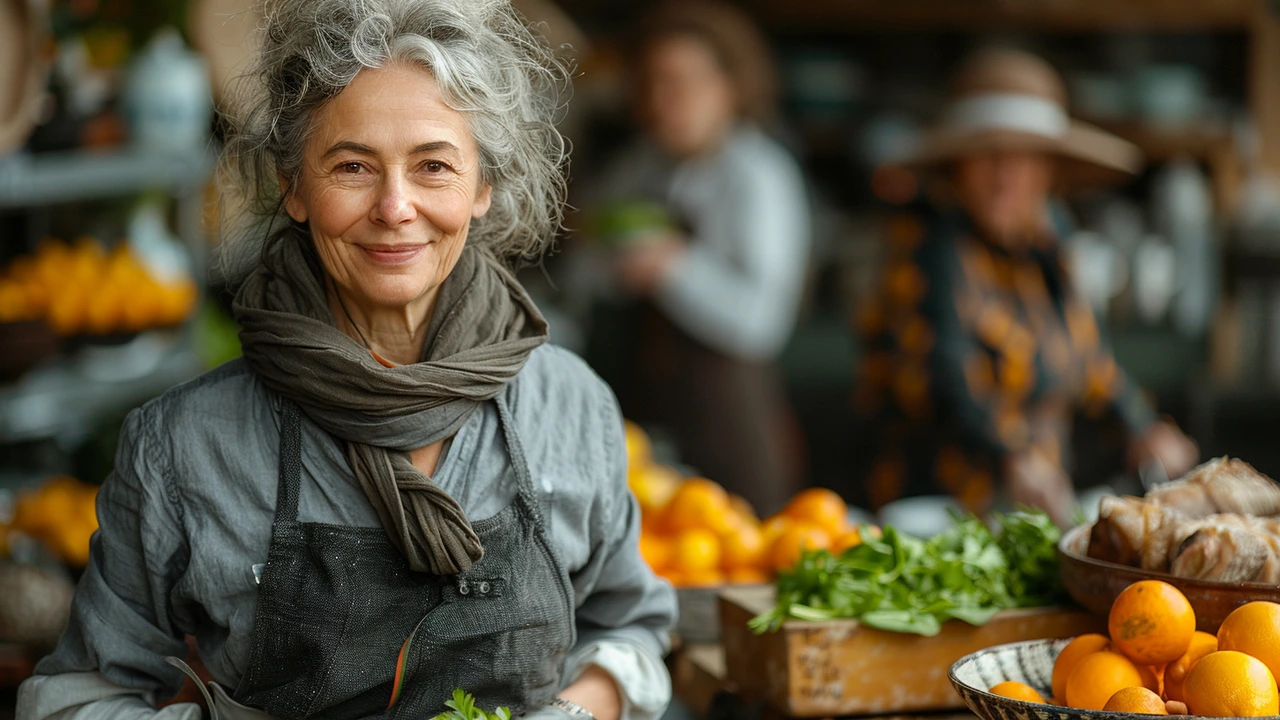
[6,0,1280,719]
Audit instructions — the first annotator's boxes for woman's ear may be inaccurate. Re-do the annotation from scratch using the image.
[280,173,308,223]
[472,182,493,220]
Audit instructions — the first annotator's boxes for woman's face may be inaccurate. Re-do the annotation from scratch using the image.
[639,34,737,158]
[954,151,1054,242]
[284,63,492,312]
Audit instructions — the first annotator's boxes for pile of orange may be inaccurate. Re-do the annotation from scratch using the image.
[5,475,99,567]
[0,237,197,334]
[988,580,1280,718]
[627,422,873,588]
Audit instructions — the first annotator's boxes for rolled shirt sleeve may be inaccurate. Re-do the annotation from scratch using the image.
[17,405,199,720]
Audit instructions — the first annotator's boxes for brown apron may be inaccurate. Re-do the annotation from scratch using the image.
[620,305,800,517]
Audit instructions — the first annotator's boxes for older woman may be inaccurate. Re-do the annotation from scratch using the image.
[17,2,676,719]
[854,48,1198,526]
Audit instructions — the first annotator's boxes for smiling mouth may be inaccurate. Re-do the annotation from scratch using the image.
[359,244,427,266]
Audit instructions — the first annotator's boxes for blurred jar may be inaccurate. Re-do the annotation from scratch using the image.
[123,28,212,156]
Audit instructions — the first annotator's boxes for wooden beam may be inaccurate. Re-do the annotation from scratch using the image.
[1251,1,1280,180]
[747,0,1255,34]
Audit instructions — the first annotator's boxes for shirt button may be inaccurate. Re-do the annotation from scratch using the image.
[458,580,470,596]
[478,581,491,595]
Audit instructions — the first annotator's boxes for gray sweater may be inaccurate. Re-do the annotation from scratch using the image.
[597,125,811,360]
[17,345,677,719]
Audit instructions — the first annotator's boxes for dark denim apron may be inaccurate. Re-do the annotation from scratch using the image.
[198,393,574,719]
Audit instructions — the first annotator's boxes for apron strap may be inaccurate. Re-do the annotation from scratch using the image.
[494,387,543,527]
[275,399,303,523]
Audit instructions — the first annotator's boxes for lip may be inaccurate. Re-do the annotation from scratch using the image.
[358,243,427,266]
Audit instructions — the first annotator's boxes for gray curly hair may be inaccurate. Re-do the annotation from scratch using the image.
[216,0,571,284]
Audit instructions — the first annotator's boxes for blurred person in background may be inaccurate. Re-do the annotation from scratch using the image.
[583,1,811,517]
[853,48,1198,527]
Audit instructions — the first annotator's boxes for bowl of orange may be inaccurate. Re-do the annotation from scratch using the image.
[951,580,1280,720]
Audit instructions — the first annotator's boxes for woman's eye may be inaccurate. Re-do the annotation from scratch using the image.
[424,161,447,173]
[339,162,364,174]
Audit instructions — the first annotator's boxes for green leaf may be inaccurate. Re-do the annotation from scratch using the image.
[945,605,1003,626]
[860,609,942,636]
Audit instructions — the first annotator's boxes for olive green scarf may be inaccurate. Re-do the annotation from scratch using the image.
[233,235,548,574]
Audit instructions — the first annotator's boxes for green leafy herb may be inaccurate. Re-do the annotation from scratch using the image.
[748,509,1064,637]
[430,689,512,720]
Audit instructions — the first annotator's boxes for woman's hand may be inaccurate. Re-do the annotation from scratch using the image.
[614,233,685,295]
[550,665,622,720]
[1129,420,1199,480]
[1005,448,1076,528]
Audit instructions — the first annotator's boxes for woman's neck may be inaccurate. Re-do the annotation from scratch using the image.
[327,283,437,367]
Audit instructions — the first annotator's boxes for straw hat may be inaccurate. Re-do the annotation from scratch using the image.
[905,48,1143,194]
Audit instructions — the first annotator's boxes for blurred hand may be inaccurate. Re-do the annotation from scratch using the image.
[614,233,685,295]
[1129,420,1199,480]
[1005,448,1076,528]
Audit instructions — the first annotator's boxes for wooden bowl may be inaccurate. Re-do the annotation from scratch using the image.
[949,638,1274,720]
[1058,524,1280,633]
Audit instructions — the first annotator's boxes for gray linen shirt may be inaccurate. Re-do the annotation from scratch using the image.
[17,345,677,719]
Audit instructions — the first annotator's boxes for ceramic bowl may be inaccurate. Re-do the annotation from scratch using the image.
[1058,524,1280,634]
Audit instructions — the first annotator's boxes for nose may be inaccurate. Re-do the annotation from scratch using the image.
[370,173,416,227]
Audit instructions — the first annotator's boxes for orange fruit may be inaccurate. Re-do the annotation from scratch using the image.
[1103,686,1167,714]
[1108,580,1196,666]
[671,528,722,573]
[1217,601,1280,688]
[726,567,770,585]
[1052,634,1112,702]
[682,569,726,587]
[728,494,760,528]
[1184,651,1280,718]
[1164,631,1218,703]
[760,514,791,546]
[1065,650,1146,711]
[989,681,1045,704]
[664,478,732,534]
[638,533,673,572]
[629,464,680,514]
[768,523,832,572]
[783,488,849,537]
[832,528,866,555]
[721,523,766,571]
[53,524,94,567]
[1139,664,1165,696]
[624,421,652,469]
[657,568,686,587]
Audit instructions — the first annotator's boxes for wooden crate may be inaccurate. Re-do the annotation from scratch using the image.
[720,585,1104,718]
[670,644,733,718]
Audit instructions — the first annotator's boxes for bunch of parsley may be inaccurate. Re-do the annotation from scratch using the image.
[748,510,1064,637]
[430,689,512,720]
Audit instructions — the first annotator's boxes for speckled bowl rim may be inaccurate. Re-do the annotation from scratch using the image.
[949,637,1280,720]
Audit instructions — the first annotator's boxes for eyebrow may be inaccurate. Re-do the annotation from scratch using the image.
[321,140,463,159]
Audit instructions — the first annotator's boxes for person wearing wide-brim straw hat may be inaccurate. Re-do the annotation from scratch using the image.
[904,47,1143,196]
[851,48,1198,527]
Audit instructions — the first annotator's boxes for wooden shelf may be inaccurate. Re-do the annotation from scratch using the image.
[746,0,1258,33]
[0,147,214,210]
